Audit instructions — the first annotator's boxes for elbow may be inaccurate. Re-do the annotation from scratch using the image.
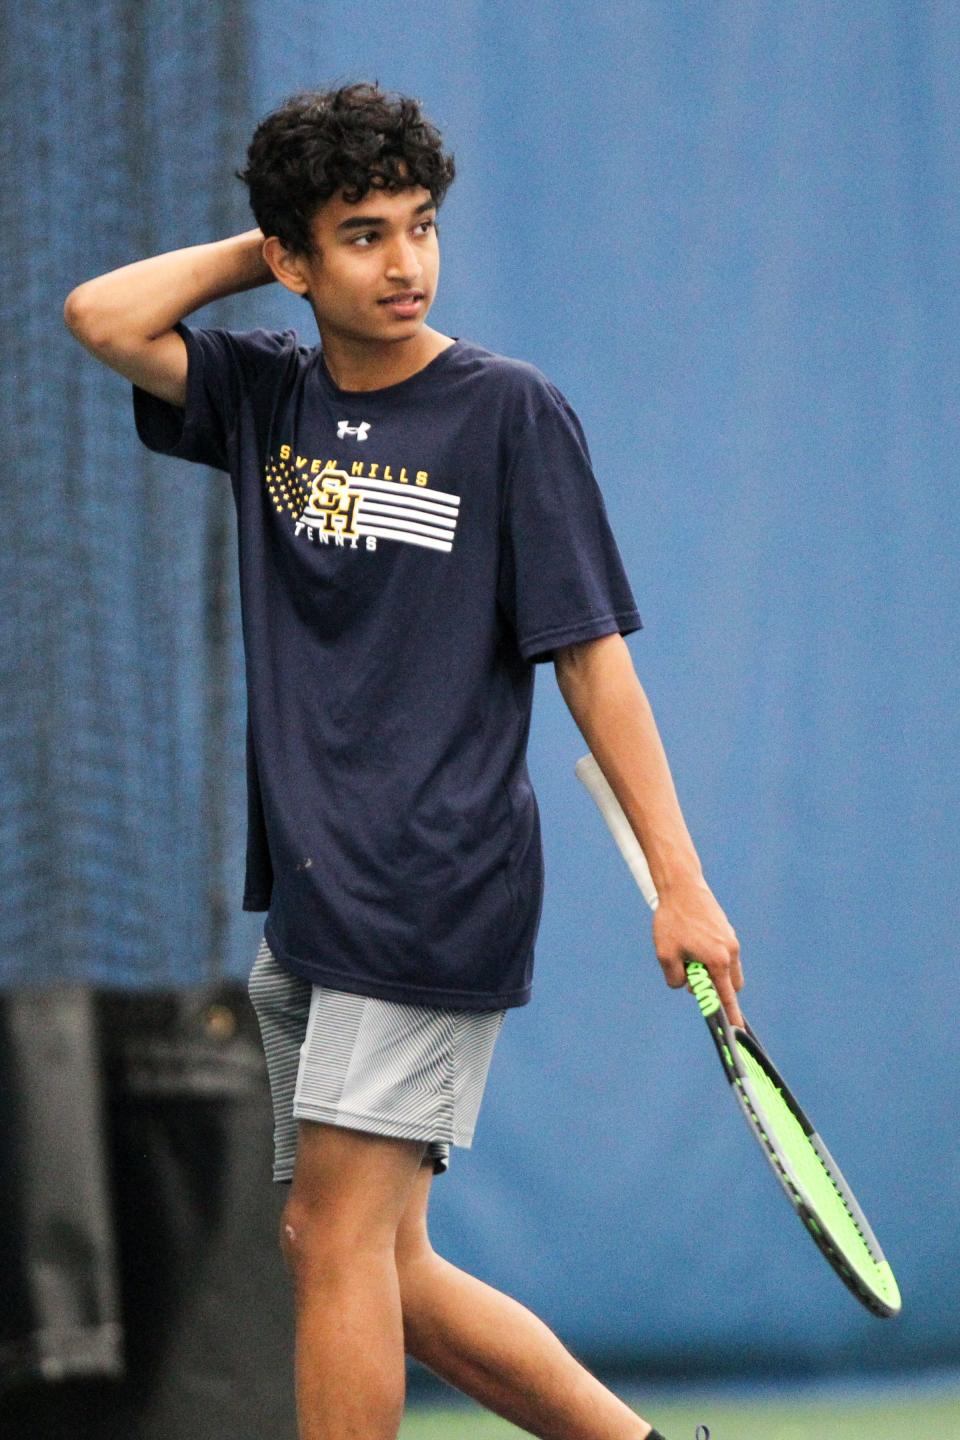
[63,286,87,335]
[63,285,108,348]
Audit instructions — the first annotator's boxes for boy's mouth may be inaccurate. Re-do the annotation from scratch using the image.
[378,291,425,317]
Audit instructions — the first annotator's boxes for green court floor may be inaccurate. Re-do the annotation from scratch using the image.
[399,1385,960,1439]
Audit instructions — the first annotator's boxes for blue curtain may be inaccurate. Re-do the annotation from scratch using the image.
[1,2,320,988]
[3,0,956,1377]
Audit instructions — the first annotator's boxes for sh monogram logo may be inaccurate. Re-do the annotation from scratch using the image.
[337,420,371,441]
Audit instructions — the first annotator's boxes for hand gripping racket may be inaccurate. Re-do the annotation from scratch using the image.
[575,752,901,1318]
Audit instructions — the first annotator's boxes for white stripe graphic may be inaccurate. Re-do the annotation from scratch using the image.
[300,502,455,543]
[346,475,461,506]
[359,500,457,532]
[358,524,453,553]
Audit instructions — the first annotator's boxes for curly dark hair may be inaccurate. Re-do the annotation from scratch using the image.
[235,82,455,256]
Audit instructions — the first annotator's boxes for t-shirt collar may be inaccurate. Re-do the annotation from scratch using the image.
[315,338,461,400]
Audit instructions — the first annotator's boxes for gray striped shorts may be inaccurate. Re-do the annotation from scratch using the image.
[248,937,507,1181]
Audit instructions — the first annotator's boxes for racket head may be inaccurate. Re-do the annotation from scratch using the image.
[686,962,901,1318]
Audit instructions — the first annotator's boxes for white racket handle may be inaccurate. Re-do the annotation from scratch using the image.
[574,753,660,912]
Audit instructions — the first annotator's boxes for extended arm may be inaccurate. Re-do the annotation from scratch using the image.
[554,632,744,1024]
[62,228,274,406]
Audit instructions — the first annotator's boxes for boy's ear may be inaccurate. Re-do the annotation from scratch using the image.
[261,235,315,296]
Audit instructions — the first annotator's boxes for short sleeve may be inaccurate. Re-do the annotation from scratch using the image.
[132,320,296,472]
[497,386,642,663]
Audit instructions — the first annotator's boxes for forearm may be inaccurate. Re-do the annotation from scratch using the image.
[555,633,701,894]
[64,229,273,345]
[556,632,743,1020]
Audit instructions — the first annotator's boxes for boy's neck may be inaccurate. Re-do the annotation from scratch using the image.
[318,324,455,393]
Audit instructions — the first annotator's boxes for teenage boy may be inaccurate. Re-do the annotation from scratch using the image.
[64,81,740,1440]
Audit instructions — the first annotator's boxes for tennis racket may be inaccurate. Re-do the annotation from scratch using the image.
[574,751,901,1319]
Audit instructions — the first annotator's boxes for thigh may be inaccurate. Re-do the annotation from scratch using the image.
[287,1119,428,1245]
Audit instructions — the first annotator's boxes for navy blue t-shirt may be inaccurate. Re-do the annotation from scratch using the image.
[132,324,641,1009]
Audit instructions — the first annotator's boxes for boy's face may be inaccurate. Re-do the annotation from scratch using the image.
[277,183,441,344]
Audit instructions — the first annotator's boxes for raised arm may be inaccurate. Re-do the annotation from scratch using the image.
[62,229,274,407]
[554,631,744,1024]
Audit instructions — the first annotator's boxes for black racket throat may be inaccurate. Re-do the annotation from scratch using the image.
[706,1012,816,1139]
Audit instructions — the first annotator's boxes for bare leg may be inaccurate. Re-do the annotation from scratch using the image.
[396,1167,654,1440]
[282,1121,427,1440]
[401,1252,653,1440]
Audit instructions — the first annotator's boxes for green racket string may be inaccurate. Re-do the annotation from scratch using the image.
[735,1041,900,1309]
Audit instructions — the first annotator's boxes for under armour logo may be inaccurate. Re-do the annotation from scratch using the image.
[337,420,371,441]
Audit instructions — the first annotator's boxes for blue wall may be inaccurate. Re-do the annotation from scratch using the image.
[4,0,957,1377]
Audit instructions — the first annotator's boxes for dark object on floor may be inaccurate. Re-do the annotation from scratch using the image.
[0,984,298,1439]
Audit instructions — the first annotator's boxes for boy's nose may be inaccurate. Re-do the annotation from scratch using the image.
[384,235,420,280]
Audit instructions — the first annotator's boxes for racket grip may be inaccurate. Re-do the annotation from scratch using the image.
[574,753,659,911]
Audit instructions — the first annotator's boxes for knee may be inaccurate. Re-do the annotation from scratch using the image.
[279,1199,306,1273]
[279,1196,343,1287]
[279,1197,342,1274]
[279,1197,393,1284]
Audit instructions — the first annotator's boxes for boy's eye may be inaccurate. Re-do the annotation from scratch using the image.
[352,219,436,247]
